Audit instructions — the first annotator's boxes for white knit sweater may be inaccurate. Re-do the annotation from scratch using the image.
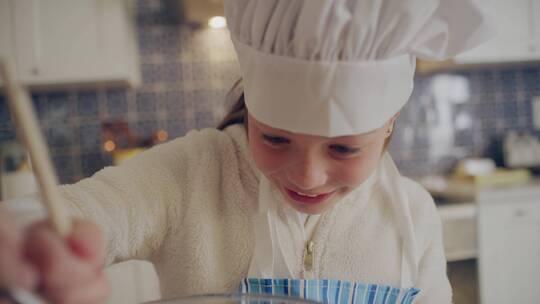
[8,125,452,303]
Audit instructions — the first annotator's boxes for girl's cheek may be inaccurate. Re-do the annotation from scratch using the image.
[249,139,286,174]
[335,162,365,185]
[335,153,380,186]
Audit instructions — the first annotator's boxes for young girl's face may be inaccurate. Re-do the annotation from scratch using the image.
[247,113,394,214]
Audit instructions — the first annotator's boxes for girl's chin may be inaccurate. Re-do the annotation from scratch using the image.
[284,198,336,214]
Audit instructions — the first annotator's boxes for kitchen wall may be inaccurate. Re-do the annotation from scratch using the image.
[393,67,540,177]
[1,0,540,183]
[0,0,239,183]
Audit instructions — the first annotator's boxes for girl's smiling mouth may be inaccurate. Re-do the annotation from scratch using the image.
[284,187,335,204]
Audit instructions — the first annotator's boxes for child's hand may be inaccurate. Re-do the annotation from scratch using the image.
[0,208,38,293]
[0,207,109,304]
[24,218,110,304]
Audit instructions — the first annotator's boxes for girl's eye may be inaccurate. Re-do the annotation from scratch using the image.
[262,134,290,145]
[329,144,361,156]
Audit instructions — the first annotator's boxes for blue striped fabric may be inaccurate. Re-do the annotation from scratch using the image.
[239,278,420,304]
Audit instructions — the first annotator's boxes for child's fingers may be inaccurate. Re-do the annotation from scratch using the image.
[0,210,20,244]
[0,248,21,287]
[23,219,109,303]
[0,209,37,290]
[15,262,37,289]
[24,223,95,291]
[67,219,106,270]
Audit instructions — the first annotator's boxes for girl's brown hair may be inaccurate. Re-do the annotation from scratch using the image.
[217,79,248,131]
[217,78,394,151]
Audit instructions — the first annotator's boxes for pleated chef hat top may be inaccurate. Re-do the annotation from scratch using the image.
[224,0,494,137]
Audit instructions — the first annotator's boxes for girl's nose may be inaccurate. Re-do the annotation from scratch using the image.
[286,158,328,191]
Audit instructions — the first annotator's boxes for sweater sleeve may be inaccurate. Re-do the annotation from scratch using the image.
[403,178,453,304]
[59,129,231,265]
[4,128,228,266]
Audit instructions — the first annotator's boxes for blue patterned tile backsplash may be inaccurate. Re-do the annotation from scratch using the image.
[391,68,540,177]
[1,0,540,183]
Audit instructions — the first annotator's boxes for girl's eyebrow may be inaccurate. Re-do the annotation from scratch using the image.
[261,131,291,138]
[331,133,375,142]
[332,128,383,140]
[258,125,295,137]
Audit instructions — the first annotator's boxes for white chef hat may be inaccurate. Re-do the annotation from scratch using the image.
[224,0,494,137]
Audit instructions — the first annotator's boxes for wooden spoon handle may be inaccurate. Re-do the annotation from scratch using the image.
[0,58,70,236]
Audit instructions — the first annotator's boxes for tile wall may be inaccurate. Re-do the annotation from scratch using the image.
[393,68,540,177]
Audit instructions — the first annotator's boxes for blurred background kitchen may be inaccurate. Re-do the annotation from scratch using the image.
[1,0,540,303]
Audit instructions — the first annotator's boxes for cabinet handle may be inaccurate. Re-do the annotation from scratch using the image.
[515,209,525,217]
[30,68,40,76]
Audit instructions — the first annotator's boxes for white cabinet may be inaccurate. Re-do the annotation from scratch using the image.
[477,184,540,304]
[454,0,540,64]
[1,0,140,88]
[0,0,14,61]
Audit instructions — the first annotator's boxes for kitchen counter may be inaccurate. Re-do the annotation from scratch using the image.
[435,178,540,262]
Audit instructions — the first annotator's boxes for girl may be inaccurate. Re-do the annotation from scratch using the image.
[0,0,492,303]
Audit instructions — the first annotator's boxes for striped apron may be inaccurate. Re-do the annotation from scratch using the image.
[239,278,420,304]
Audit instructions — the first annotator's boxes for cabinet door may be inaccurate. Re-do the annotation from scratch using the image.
[12,0,139,87]
[0,0,14,63]
[532,0,540,53]
[478,199,540,304]
[455,0,539,63]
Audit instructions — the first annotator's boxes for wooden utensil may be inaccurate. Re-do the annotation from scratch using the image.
[0,58,70,236]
